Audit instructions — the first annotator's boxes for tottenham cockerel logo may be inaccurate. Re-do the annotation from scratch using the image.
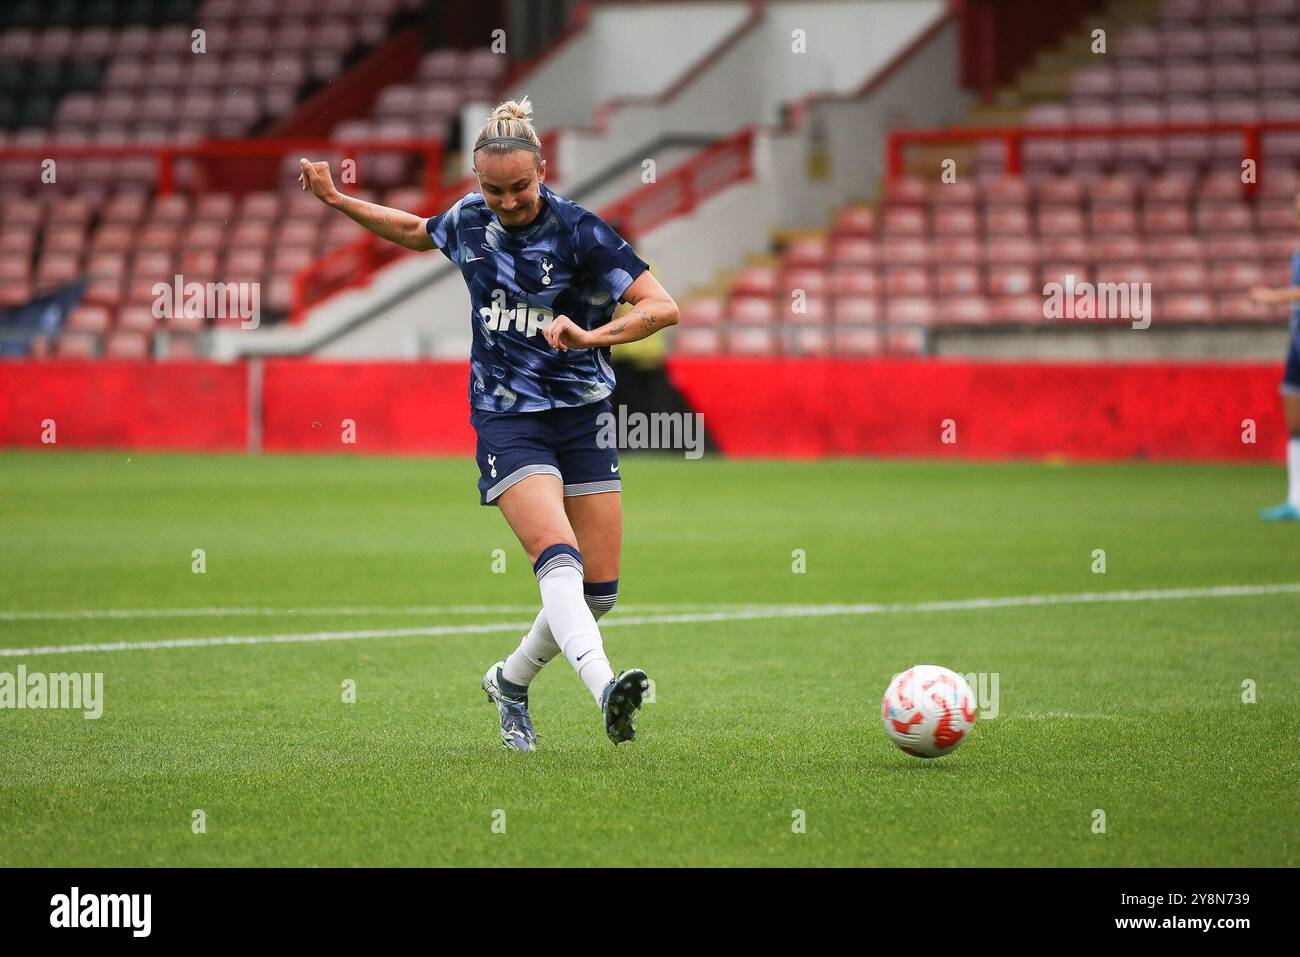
[540,257,554,286]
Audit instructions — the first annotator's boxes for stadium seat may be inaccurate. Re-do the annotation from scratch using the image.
[783,325,829,356]
[988,264,1036,296]
[829,269,880,298]
[1163,293,1215,323]
[884,297,936,326]
[882,208,927,237]
[938,297,993,325]
[1036,205,1086,235]
[984,207,1032,236]
[986,237,1039,265]
[830,326,881,355]
[781,268,828,297]
[1089,206,1139,234]
[932,236,981,265]
[1210,262,1265,290]
[1093,236,1145,264]
[65,304,111,334]
[727,325,776,355]
[780,296,827,325]
[886,175,927,206]
[1096,263,1155,286]
[1154,261,1210,291]
[732,267,777,297]
[1142,204,1192,234]
[1206,235,1261,263]
[1195,203,1254,233]
[933,207,978,236]
[832,297,882,324]
[831,206,876,237]
[981,176,1031,207]
[673,326,723,355]
[884,267,931,298]
[783,236,829,267]
[935,265,981,297]
[880,238,930,266]
[1040,263,1091,287]
[729,296,776,325]
[993,295,1049,324]
[104,329,150,359]
[680,297,724,328]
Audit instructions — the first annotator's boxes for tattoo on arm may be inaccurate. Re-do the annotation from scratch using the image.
[605,320,627,338]
[633,307,656,332]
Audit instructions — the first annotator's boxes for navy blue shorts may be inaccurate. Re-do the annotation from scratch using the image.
[469,399,621,506]
[1284,321,1300,396]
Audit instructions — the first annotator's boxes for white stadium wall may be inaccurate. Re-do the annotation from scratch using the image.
[312,253,471,360]
[554,0,946,189]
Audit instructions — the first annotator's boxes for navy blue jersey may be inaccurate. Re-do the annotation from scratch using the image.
[425,181,649,413]
[1291,249,1300,335]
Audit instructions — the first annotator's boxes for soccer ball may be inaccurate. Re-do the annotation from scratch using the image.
[881,665,977,758]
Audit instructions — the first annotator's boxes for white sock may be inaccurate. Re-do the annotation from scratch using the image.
[501,609,559,687]
[502,581,619,688]
[1289,437,1300,509]
[533,546,614,703]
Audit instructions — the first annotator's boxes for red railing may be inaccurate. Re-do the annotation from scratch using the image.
[886,121,1300,193]
[0,137,443,196]
[600,128,756,241]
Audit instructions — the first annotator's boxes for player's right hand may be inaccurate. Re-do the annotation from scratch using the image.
[298,158,340,206]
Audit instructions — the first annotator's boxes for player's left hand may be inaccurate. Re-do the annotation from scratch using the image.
[543,315,591,352]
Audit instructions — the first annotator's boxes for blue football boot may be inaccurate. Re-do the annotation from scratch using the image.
[1260,502,1300,521]
[482,662,537,752]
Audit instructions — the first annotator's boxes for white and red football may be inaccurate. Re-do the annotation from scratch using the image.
[881,665,977,758]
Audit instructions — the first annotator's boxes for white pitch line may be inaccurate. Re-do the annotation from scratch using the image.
[1,582,1298,658]
[0,603,757,622]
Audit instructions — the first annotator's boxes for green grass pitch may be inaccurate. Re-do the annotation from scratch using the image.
[1,450,1297,867]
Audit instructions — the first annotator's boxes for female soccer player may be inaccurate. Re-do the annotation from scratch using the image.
[299,96,679,749]
[1251,190,1300,521]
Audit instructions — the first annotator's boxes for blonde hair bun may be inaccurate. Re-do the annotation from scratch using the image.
[490,96,533,123]
[474,95,543,160]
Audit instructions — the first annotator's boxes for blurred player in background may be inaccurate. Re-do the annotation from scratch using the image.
[298,96,679,748]
[1252,191,1300,521]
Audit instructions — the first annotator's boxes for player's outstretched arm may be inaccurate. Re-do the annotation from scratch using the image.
[1250,285,1300,305]
[298,158,435,252]
[543,270,679,352]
